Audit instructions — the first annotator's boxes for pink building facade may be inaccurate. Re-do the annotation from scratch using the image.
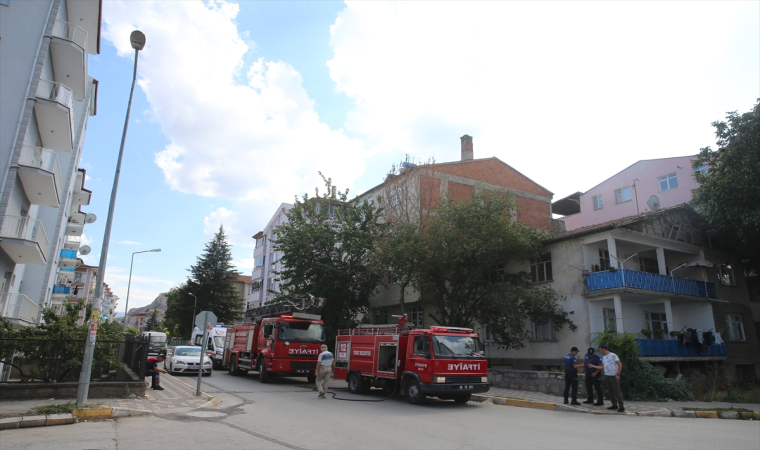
[554,156,705,231]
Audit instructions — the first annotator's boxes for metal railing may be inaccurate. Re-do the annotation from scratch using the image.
[36,79,73,109]
[584,269,716,298]
[0,293,40,324]
[60,248,77,259]
[0,215,50,257]
[18,145,62,199]
[64,235,82,246]
[52,285,71,295]
[51,20,88,52]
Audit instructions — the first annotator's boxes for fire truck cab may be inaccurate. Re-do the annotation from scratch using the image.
[334,319,489,405]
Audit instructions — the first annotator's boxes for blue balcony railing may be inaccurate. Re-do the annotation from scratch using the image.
[52,285,70,294]
[584,269,716,298]
[60,249,77,259]
[635,338,726,357]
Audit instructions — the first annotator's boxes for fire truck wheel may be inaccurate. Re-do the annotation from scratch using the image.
[228,355,241,376]
[347,372,367,394]
[258,359,270,383]
[453,394,472,403]
[406,379,426,405]
[307,373,316,384]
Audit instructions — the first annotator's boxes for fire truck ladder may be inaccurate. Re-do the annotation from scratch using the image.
[244,294,325,324]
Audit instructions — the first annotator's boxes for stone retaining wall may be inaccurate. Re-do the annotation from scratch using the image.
[489,368,592,397]
[0,381,147,400]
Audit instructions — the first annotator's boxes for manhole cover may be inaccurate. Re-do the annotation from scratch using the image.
[187,411,227,418]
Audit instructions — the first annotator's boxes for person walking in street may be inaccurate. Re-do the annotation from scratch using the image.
[563,347,582,405]
[146,354,167,390]
[590,345,624,412]
[315,344,334,399]
[582,347,604,406]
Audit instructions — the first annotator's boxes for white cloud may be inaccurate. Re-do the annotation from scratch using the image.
[104,266,175,313]
[118,240,143,246]
[328,1,759,197]
[102,0,369,226]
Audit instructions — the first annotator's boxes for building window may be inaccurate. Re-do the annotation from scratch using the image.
[639,257,659,274]
[389,189,400,206]
[658,173,679,191]
[614,187,632,204]
[251,278,263,293]
[254,255,265,269]
[645,312,669,336]
[692,165,707,178]
[531,253,552,283]
[329,204,341,217]
[489,263,505,282]
[267,277,273,291]
[374,309,388,324]
[593,195,603,210]
[599,249,611,271]
[726,314,746,341]
[255,236,266,248]
[603,308,617,332]
[532,321,556,341]
[484,324,501,342]
[407,306,423,328]
[717,264,735,286]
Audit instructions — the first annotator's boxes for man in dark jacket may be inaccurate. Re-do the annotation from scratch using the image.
[563,347,581,405]
[583,347,604,406]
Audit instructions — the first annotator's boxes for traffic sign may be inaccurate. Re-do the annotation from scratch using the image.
[195,310,217,329]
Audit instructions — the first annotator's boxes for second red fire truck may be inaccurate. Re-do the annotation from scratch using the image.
[334,316,490,404]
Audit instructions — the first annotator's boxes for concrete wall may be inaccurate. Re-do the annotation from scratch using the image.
[0,381,146,400]
[489,368,591,397]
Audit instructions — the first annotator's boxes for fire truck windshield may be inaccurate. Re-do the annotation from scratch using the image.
[432,335,485,359]
[278,322,326,343]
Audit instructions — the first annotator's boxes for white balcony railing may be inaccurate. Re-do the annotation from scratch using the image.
[19,145,62,196]
[0,293,40,325]
[0,216,50,256]
[65,234,82,246]
[36,79,73,109]
[51,20,88,52]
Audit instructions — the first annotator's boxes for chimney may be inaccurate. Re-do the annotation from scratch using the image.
[460,135,473,161]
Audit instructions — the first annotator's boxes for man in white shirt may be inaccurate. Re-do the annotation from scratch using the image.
[315,344,334,399]
[589,345,624,412]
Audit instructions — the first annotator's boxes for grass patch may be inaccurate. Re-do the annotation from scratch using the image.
[683,406,754,413]
[30,402,77,415]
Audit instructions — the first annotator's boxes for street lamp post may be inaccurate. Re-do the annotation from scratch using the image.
[123,248,161,331]
[188,292,198,341]
[76,30,146,405]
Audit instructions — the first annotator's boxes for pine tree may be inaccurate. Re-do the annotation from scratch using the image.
[164,226,243,336]
[144,309,158,331]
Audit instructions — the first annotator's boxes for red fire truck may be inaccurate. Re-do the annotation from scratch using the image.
[334,317,490,404]
[223,298,326,383]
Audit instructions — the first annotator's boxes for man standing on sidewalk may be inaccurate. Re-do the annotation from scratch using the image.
[590,345,624,412]
[582,347,604,406]
[315,344,334,399]
[563,347,581,405]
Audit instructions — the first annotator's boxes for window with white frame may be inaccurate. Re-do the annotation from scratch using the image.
[658,173,679,191]
[717,264,735,286]
[599,249,611,271]
[532,320,557,341]
[329,204,341,216]
[726,314,746,341]
[603,308,617,332]
[645,311,669,335]
[251,278,263,292]
[593,195,603,210]
[254,255,265,269]
[484,324,501,342]
[614,187,632,204]
[255,236,266,248]
[531,253,552,283]
[692,165,707,177]
[407,306,423,328]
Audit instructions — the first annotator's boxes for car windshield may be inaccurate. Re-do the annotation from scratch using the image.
[150,335,166,343]
[212,336,225,348]
[431,335,485,359]
[175,348,201,357]
[278,322,326,343]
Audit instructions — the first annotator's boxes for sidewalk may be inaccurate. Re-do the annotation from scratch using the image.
[483,386,760,414]
[0,372,212,420]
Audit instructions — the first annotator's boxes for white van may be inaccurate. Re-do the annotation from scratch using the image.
[191,325,227,369]
[140,331,167,355]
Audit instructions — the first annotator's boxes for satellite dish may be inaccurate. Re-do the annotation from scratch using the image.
[85,213,97,224]
[79,245,91,256]
[647,195,661,211]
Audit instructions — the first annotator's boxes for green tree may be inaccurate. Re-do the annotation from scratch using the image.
[692,99,760,273]
[416,188,575,349]
[164,226,243,337]
[144,309,158,332]
[275,174,384,341]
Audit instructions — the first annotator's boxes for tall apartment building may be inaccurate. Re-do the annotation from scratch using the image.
[249,203,293,307]
[0,0,101,326]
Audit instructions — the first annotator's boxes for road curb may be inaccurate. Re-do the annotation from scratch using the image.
[72,407,113,420]
[166,373,217,406]
[0,413,77,430]
[477,393,758,420]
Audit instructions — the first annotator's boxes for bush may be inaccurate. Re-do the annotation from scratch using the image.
[690,363,760,403]
[592,327,693,401]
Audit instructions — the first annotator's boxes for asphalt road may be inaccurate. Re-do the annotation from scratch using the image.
[2,370,759,450]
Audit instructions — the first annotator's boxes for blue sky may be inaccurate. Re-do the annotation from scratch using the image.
[78,1,759,313]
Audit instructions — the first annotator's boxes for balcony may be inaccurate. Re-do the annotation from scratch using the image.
[52,284,71,297]
[17,146,62,207]
[71,170,91,210]
[0,216,49,265]
[65,211,85,236]
[34,80,74,152]
[66,0,101,55]
[64,234,82,250]
[635,338,727,360]
[0,293,40,326]
[59,248,78,269]
[49,20,88,101]
[584,269,716,299]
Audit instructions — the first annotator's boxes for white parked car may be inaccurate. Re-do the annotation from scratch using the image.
[165,346,213,376]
